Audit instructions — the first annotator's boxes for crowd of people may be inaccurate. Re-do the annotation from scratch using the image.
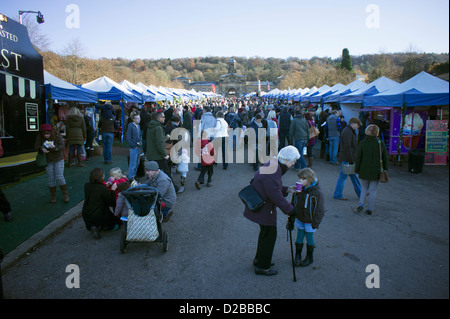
[1,96,389,278]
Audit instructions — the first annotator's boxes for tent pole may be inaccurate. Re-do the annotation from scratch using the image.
[398,99,407,164]
[120,100,124,144]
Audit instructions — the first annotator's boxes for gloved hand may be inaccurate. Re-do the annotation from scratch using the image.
[286,207,296,231]
[286,217,294,231]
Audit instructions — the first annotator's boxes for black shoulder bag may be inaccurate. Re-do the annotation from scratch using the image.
[238,178,266,212]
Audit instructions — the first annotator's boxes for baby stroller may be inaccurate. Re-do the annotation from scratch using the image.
[119,184,168,253]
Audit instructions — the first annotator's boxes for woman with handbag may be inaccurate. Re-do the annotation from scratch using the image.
[243,145,300,276]
[34,124,70,203]
[333,117,362,201]
[355,124,389,215]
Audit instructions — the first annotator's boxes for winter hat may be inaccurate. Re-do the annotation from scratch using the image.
[365,124,380,137]
[144,161,159,171]
[39,124,53,132]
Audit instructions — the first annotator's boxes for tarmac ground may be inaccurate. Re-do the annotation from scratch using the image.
[0,143,448,300]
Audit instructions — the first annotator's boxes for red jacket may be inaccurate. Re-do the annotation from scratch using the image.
[196,139,215,166]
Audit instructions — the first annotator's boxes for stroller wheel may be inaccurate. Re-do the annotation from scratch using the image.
[120,232,128,253]
[162,231,168,252]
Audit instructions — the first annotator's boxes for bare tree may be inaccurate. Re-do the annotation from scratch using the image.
[60,38,87,84]
[21,15,51,52]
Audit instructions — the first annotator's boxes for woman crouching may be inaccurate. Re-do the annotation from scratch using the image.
[82,168,120,239]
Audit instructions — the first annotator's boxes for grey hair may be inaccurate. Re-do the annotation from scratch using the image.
[277,145,300,164]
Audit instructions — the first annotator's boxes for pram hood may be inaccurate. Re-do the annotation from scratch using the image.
[121,185,160,217]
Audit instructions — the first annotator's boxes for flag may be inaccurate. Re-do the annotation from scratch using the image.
[267,81,270,91]
[258,79,261,92]
[212,84,216,94]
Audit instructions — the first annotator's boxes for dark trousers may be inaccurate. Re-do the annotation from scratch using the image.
[156,158,180,192]
[155,159,170,177]
[254,225,277,269]
[197,165,213,183]
[0,189,11,215]
[278,130,290,150]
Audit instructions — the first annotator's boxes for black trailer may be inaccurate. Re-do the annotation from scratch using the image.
[0,13,46,184]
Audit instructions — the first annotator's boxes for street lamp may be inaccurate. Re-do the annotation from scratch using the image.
[18,10,44,24]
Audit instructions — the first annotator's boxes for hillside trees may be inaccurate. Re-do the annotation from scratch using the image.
[37,37,447,89]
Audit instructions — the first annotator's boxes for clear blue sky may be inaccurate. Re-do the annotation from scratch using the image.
[2,0,449,60]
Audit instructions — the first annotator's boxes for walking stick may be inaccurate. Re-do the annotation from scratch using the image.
[288,226,297,282]
[287,192,297,282]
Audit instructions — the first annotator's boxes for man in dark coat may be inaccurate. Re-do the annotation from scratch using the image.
[145,111,170,176]
[278,106,292,150]
[333,117,362,201]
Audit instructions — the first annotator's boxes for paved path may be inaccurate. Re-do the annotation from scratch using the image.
[1,147,448,299]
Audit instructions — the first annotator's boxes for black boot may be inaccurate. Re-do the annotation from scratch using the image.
[90,226,101,239]
[299,245,315,267]
[294,243,303,266]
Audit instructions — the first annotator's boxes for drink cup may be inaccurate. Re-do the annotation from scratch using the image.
[296,182,303,192]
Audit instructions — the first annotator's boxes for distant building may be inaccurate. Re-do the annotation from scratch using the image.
[356,74,369,82]
[173,59,282,97]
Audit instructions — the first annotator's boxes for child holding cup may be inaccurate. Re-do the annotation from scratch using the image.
[291,168,325,267]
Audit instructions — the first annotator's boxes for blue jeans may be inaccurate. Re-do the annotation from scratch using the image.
[161,205,172,218]
[328,136,340,164]
[294,140,308,170]
[128,147,140,179]
[102,132,114,162]
[69,144,82,156]
[333,161,361,199]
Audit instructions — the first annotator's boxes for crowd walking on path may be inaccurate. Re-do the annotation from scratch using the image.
[2,96,391,278]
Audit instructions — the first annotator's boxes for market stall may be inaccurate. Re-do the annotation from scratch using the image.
[81,76,142,142]
[363,71,449,166]
[0,13,46,183]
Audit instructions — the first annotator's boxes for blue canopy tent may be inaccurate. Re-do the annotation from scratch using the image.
[295,87,317,102]
[363,71,449,107]
[339,76,399,122]
[82,76,142,142]
[135,82,162,101]
[82,76,142,103]
[120,80,155,103]
[323,80,367,104]
[340,76,399,104]
[148,85,173,102]
[292,88,310,102]
[363,72,449,160]
[301,85,330,103]
[44,71,98,126]
[309,83,345,104]
[44,70,98,103]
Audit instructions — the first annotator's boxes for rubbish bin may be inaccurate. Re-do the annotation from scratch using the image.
[408,150,425,173]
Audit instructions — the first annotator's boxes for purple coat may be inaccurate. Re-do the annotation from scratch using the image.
[243,159,294,226]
